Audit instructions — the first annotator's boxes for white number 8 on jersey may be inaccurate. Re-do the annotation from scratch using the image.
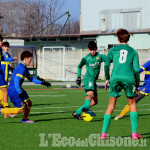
[119,50,128,63]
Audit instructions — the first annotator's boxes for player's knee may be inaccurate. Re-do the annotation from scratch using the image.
[95,101,98,105]
[108,105,115,111]
[129,100,136,106]
[2,87,7,93]
[26,100,32,108]
[87,93,94,99]
[28,100,32,107]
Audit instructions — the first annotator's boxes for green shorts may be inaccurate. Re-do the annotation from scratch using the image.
[109,80,136,97]
[83,78,97,96]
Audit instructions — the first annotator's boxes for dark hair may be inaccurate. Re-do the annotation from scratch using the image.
[88,41,97,50]
[0,34,3,42]
[116,29,130,43]
[2,42,9,47]
[21,51,33,60]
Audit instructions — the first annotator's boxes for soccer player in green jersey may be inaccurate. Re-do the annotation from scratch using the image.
[101,29,142,140]
[72,41,106,120]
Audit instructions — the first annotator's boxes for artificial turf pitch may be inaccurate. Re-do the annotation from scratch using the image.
[0,85,149,150]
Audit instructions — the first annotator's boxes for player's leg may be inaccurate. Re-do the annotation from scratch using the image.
[0,71,9,107]
[114,92,146,120]
[101,97,117,139]
[1,87,9,107]
[90,86,98,107]
[90,96,98,107]
[101,81,121,139]
[0,89,3,107]
[124,83,142,139]
[72,91,94,120]
[22,100,32,120]
[127,97,142,139]
[72,79,96,120]
[21,100,34,123]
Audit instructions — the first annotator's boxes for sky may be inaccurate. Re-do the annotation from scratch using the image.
[61,0,80,21]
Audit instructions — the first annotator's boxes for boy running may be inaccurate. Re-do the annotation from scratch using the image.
[101,29,142,140]
[72,41,106,120]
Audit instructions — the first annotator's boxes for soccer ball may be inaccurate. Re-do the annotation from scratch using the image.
[82,112,94,122]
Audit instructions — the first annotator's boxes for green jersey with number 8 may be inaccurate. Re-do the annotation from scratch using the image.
[105,44,140,88]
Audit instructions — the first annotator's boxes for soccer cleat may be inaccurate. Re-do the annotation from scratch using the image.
[101,132,108,140]
[72,111,82,120]
[21,119,35,123]
[114,115,123,120]
[82,108,96,116]
[132,133,142,140]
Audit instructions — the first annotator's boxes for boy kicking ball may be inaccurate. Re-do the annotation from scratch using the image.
[72,41,106,120]
[0,51,51,123]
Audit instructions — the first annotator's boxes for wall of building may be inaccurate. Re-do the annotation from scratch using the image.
[97,33,150,50]
[81,0,150,32]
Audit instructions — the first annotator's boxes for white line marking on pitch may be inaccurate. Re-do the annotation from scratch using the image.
[32,104,150,109]
[30,95,66,97]
[27,92,59,93]
[30,109,150,114]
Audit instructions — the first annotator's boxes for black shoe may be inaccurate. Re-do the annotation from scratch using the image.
[82,108,96,116]
[72,111,82,120]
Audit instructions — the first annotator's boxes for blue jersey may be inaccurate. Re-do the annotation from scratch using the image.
[139,61,150,95]
[1,51,14,82]
[9,61,42,94]
[140,61,150,85]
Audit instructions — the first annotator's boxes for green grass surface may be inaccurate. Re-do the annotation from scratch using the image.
[0,85,149,150]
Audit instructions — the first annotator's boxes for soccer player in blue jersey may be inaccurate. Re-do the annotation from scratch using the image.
[0,35,9,110]
[0,42,18,110]
[0,51,51,123]
[114,61,150,120]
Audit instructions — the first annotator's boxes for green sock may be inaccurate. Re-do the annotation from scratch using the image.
[102,114,112,133]
[130,111,138,133]
[76,99,91,114]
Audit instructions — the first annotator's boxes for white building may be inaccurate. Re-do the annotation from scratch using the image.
[80,0,150,33]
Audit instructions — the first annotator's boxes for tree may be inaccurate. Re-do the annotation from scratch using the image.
[1,0,67,36]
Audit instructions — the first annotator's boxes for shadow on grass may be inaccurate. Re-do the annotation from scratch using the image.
[140,132,150,139]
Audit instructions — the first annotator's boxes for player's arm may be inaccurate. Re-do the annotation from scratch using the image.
[140,61,150,73]
[104,50,112,90]
[133,51,140,88]
[101,54,107,62]
[76,57,85,86]
[14,70,25,95]
[26,71,51,87]
[104,50,112,81]
[2,53,14,62]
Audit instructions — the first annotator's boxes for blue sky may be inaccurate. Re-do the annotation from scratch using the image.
[62,0,80,21]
